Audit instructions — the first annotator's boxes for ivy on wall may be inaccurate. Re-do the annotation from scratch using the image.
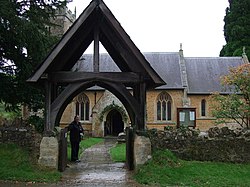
[99,103,128,121]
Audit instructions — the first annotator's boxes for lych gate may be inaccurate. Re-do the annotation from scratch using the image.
[28,0,165,171]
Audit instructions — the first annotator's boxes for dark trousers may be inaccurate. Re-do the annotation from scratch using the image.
[70,141,80,161]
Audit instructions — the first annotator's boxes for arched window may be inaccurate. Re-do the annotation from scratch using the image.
[75,93,90,121]
[157,92,172,121]
[201,99,206,117]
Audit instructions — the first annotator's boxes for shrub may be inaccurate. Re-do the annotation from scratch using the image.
[27,115,44,133]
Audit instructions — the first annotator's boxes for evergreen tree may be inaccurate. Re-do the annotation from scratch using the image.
[220,0,250,58]
[0,0,67,112]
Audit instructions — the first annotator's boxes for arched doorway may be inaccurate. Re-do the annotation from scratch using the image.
[105,109,124,136]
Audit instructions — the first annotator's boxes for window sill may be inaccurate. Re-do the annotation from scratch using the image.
[149,121,175,125]
[197,117,216,120]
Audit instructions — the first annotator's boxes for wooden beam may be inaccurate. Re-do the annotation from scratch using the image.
[27,1,98,82]
[50,81,141,127]
[94,24,99,72]
[99,21,141,72]
[100,31,130,71]
[50,82,92,127]
[99,2,165,87]
[50,72,142,84]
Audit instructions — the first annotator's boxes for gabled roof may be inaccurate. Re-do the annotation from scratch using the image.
[185,57,244,94]
[75,53,245,94]
[144,53,182,89]
[27,0,165,88]
[75,52,182,89]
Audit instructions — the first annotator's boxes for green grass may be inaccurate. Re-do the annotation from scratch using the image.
[134,150,250,187]
[110,143,126,162]
[67,137,104,160]
[0,143,61,183]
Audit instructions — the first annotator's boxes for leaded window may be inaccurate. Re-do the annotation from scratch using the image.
[157,92,172,121]
[75,93,90,121]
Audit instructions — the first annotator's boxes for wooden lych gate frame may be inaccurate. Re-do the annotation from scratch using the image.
[27,0,165,170]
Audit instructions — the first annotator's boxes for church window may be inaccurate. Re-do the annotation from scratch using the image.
[156,92,172,121]
[75,93,90,121]
[167,101,171,120]
[201,99,206,116]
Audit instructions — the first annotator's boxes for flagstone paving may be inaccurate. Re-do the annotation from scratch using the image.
[59,138,143,187]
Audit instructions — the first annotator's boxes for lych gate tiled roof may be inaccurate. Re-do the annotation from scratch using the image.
[74,53,245,94]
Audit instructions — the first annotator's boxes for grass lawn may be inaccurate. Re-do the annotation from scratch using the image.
[110,142,126,162]
[0,138,104,183]
[0,143,61,183]
[67,137,104,160]
[134,150,250,187]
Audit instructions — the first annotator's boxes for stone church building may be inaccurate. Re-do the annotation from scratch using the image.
[50,3,248,137]
[59,50,247,137]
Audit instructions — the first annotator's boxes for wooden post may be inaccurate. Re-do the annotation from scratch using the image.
[133,86,139,131]
[139,82,146,130]
[126,126,134,170]
[133,82,146,130]
[44,81,52,134]
[58,128,68,172]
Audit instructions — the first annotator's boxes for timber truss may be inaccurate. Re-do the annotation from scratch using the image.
[27,0,165,134]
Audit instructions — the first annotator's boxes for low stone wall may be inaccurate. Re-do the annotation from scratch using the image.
[0,126,42,160]
[148,126,250,163]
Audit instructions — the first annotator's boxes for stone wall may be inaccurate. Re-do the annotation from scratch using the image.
[148,126,250,163]
[0,126,42,160]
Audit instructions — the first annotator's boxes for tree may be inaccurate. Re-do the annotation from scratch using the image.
[0,0,67,112]
[220,0,250,59]
[211,63,250,129]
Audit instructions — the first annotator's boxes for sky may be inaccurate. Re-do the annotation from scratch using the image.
[68,0,229,57]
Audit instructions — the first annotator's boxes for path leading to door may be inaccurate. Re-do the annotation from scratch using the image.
[60,138,143,187]
[0,138,145,187]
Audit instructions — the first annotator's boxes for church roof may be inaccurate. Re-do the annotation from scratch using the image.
[74,53,245,94]
[144,53,182,89]
[185,57,244,94]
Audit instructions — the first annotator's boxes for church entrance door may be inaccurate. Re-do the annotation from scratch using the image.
[105,109,124,136]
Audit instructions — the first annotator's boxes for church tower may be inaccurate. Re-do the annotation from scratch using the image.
[50,6,76,37]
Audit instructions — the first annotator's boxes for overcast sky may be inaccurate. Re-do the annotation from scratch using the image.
[68,0,229,57]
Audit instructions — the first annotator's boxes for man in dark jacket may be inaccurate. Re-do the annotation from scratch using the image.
[68,115,84,162]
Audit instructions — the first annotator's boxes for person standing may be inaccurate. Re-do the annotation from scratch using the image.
[68,115,84,162]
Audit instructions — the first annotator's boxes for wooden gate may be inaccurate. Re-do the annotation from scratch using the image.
[58,128,68,172]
